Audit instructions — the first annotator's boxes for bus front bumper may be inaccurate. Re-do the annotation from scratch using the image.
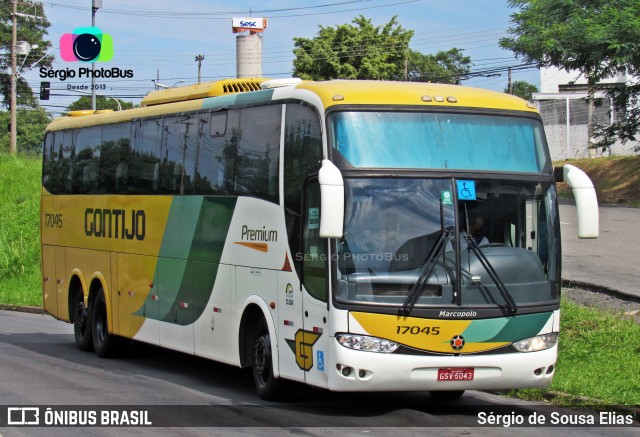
[327,342,557,392]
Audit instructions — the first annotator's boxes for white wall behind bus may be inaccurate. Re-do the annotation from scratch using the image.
[533,67,639,160]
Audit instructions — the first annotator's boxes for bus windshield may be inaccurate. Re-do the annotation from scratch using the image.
[334,178,560,309]
[329,111,551,173]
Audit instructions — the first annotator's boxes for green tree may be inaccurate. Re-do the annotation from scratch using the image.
[506,80,538,100]
[407,48,471,84]
[293,16,471,82]
[293,16,413,80]
[0,107,50,153]
[0,0,53,108]
[500,0,640,151]
[66,95,135,113]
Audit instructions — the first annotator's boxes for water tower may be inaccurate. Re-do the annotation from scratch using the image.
[232,17,268,78]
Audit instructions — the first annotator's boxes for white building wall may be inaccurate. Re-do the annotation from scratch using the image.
[540,66,632,93]
[536,67,638,159]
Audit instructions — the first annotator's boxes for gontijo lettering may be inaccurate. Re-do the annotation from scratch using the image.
[84,208,145,240]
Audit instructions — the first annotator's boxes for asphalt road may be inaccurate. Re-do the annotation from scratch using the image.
[0,310,637,436]
[559,202,640,299]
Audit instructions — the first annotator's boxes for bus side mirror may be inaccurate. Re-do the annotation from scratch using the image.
[562,164,599,239]
[318,159,344,238]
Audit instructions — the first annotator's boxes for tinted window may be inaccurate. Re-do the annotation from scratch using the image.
[44,104,284,199]
[159,116,198,195]
[73,127,101,193]
[302,179,327,302]
[99,124,131,193]
[284,104,322,210]
[59,130,74,193]
[284,104,322,272]
[45,130,75,194]
[230,105,281,202]
[194,112,230,194]
[42,133,54,190]
[131,119,161,194]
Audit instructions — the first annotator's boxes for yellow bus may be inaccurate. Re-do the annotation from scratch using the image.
[41,78,598,400]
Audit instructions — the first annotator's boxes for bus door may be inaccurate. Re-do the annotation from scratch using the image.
[276,263,305,383]
[300,179,330,387]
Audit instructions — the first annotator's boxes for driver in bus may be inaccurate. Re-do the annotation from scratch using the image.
[447,213,489,251]
[462,214,489,249]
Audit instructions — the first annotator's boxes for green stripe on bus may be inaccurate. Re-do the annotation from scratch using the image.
[459,317,509,343]
[460,312,552,343]
[200,89,274,111]
[135,196,237,325]
[483,312,553,343]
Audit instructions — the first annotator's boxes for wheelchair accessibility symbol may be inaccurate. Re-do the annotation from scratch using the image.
[456,180,476,200]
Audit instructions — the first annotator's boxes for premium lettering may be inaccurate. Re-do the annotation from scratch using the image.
[241,225,277,242]
[84,208,145,240]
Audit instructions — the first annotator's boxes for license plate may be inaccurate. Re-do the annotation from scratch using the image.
[438,368,474,381]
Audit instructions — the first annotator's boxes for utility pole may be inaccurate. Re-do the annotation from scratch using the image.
[404,56,408,82]
[507,67,513,94]
[91,0,102,111]
[195,55,204,84]
[10,0,17,155]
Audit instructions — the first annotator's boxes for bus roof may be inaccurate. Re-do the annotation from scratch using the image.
[45,79,537,132]
[296,80,537,113]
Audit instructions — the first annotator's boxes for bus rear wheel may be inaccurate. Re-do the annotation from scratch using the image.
[252,318,287,401]
[73,292,93,352]
[92,288,120,358]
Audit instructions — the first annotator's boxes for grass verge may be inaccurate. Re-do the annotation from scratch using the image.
[0,153,42,306]
[510,298,640,405]
[555,156,640,206]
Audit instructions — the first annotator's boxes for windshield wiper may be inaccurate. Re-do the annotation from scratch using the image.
[464,236,518,314]
[400,228,453,316]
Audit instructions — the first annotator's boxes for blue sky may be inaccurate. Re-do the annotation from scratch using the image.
[20,0,539,114]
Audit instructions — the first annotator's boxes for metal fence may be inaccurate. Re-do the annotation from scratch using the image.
[535,96,638,160]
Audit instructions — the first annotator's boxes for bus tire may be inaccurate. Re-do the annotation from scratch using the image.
[429,390,465,401]
[73,291,93,352]
[252,317,287,401]
[92,287,120,358]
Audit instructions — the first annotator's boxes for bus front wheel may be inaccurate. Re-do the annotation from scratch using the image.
[252,318,287,400]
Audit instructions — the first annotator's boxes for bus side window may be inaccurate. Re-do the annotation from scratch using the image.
[194,112,226,194]
[302,179,327,302]
[131,119,162,194]
[48,130,72,194]
[159,116,197,195]
[100,123,131,194]
[62,130,75,193]
[73,127,101,193]
[284,103,322,272]
[230,105,281,202]
[42,133,54,190]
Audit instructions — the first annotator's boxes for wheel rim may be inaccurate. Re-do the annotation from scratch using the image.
[253,334,271,387]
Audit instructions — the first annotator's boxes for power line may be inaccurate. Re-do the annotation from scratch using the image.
[43,0,421,19]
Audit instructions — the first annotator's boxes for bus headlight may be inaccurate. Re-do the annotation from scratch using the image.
[336,333,399,353]
[512,333,558,352]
